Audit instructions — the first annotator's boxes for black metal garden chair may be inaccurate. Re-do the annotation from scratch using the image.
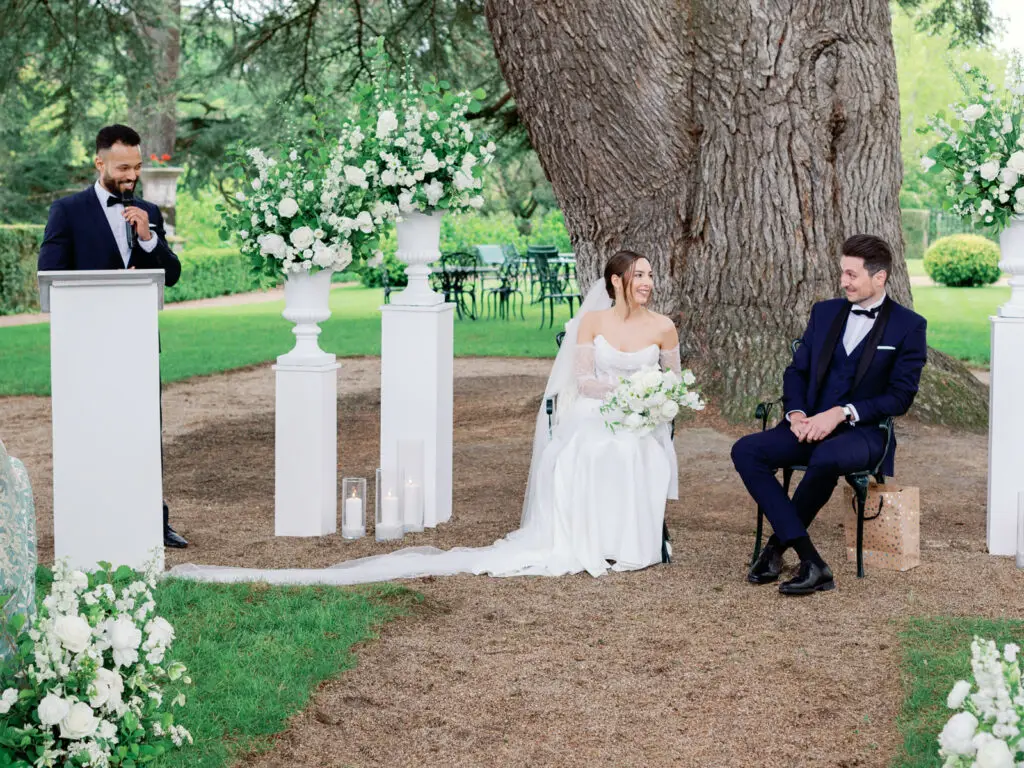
[749,340,895,578]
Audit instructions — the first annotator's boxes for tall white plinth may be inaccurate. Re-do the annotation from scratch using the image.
[274,356,340,537]
[39,269,165,572]
[987,315,1024,556]
[380,303,454,528]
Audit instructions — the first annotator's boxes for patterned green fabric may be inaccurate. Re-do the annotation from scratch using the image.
[0,440,36,664]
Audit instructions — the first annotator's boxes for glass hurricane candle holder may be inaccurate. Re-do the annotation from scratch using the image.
[341,477,367,539]
[398,439,425,533]
[375,467,403,541]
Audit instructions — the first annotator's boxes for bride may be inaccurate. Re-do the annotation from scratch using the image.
[170,250,682,585]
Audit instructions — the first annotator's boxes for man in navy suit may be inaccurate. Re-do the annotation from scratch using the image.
[38,124,188,548]
[731,235,927,595]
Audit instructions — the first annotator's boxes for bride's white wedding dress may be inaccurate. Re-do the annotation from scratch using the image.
[169,284,679,585]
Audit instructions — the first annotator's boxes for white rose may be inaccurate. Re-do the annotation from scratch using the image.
[107,617,142,668]
[659,399,680,421]
[98,720,118,741]
[54,615,92,654]
[961,104,986,122]
[143,616,175,649]
[424,179,445,207]
[354,211,374,233]
[640,368,663,390]
[1006,150,1024,175]
[344,165,367,188]
[290,226,315,251]
[946,680,971,709]
[979,161,1000,181]
[257,233,287,259]
[454,170,474,191]
[647,391,667,407]
[1016,187,1024,203]
[974,738,1014,768]
[311,242,335,268]
[278,197,299,218]
[938,711,978,756]
[461,152,477,170]
[920,156,936,172]
[682,370,696,386]
[380,169,397,187]
[398,191,416,213]
[69,571,89,591]
[89,668,124,710]
[59,701,98,740]
[37,693,70,727]
[623,413,644,430]
[0,688,17,714]
[264,212,278,227]
[421,150,441,173]
[999,167,1019,188]
[376,110,399,139]
[685,391,705,411]
[978,198,994,215]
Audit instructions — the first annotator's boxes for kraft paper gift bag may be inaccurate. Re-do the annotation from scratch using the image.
[843,483,920,571]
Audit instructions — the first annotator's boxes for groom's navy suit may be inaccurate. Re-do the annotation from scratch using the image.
[731,296,927,543]
[38,186,181,285]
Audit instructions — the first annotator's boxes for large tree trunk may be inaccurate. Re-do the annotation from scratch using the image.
[130,0,180,159]
[485,0,986,427]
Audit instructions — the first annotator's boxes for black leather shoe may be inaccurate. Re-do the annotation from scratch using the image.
[778,560,835,596]
[747,542,784,584]
[164,525,189,549]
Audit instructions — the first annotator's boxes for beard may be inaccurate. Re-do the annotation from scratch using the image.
[100,172,135,198]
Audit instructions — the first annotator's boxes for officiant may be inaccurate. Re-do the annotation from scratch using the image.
[37,124,188,549]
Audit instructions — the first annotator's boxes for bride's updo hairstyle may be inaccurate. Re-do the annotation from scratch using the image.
[604,249,645,305]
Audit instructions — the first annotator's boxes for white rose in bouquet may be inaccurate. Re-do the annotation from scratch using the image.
[380,169,397,186]
[961,104,986,122]
[640,368,663,390]
[144,617,175,649]
[623,413,644,430]
[354,211,374,233]
[659,400,680,421]
[682,370,696,386]
[424,179,445,207]
[376,110,399,138]
[277,197,299,218]
[37,693,70,727]
[647,391,667,407]
[938,711,979,756]
[107,616,142,668]
[59,701,99,740]
[979,161,1001,181]
[257,233,287,259]
[54,615,92,653]
[1007,150,1024,174]
[421,150,441,173]
[344,165,368,188]
[89,667,125,710]
[289,226,315,251]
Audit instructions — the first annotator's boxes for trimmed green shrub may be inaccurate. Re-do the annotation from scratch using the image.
[923,234,1002,287]
[165,247,266,302]
[0,225,44,314]
[901,208,929,260]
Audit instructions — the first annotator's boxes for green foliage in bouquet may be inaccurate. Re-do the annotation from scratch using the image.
[923,234,1002,287]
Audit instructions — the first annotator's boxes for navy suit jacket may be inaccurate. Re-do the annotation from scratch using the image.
[782,296,928,476]
[38,186,181,287]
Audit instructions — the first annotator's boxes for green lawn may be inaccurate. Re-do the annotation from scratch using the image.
[0,283,1008,396]
[893,616,1024,767]
[906,259,927,278]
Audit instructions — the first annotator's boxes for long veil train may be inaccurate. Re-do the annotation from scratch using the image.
[168,282,615,586]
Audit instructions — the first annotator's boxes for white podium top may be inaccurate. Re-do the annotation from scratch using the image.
[38,269,166,312]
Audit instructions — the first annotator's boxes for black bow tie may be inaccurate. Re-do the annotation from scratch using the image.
[106,195,134,207]
[851,306,880,319]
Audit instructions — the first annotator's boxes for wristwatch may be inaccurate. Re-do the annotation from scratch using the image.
[842,405,854,423]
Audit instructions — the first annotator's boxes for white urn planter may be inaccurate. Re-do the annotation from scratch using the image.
[138,166,184,209]
[998,216,1024,318]
[279,267,335,365]
[392,210,445,306]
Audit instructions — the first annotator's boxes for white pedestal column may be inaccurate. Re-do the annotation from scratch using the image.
[379,303,454,528]
[987,315,1024,556]
[39,269,165,572]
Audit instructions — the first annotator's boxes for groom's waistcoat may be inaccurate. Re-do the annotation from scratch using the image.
[812,329,867,415]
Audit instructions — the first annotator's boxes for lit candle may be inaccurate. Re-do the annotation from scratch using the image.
[344,487,363,530]
[403,477,422,529]
[382,489,400,527]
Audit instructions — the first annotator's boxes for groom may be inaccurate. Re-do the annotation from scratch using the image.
[731,234,927,595]
[38,124,187,549]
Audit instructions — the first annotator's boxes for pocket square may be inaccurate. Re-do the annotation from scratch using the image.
[877,345,896,351]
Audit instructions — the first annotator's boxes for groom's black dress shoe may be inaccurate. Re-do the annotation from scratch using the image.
[778,560,835,596]
[164,525,188,549]
[747,542,784,584]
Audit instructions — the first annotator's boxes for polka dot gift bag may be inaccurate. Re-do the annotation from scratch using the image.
[842,483,921,571]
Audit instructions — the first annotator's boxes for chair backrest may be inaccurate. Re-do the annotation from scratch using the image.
[475,245,505,266]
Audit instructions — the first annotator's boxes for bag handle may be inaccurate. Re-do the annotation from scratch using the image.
[853,493,885,522]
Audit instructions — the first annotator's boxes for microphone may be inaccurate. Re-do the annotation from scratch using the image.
[121,190,137,251]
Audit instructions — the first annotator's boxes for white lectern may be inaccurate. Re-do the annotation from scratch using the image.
[39,269,165,572]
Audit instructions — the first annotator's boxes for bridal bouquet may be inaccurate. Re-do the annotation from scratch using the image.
[919,56,1024,231]
[0,561,192,767]
[600,366,704,436]
[223,138,382,281]
[936,636,1023,767]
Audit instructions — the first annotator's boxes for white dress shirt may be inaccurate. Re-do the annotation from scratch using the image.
[94,181,158,267]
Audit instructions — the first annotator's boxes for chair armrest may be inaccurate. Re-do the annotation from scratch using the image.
[871,416,895,478]
[753,399,782,432]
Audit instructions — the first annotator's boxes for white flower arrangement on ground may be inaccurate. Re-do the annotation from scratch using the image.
[600,366,704,437]
[936,636,1023,767]
[0,561,192,767]
[350,49,496,217]
[920,56,1024,231]
[223,140,383,281]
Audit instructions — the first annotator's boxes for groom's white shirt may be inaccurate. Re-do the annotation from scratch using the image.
[94,180,158,267]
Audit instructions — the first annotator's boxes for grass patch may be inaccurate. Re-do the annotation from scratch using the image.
[912,284,1008,367]
[893,616,1024,768]
[31,567,418,768]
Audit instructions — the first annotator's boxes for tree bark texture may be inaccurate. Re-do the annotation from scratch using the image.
[485,0,985,427]
[130,0,180,160]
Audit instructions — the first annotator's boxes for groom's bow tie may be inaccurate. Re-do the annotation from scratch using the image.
[106,196,123,207]
[852,306,880,319]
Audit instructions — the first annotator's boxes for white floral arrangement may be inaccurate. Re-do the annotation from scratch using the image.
[0,561,192,767]
[350,54,496,217]
[920,56,1024,231]
[600,366,704,436]
[223,140,383,280]
[936,636,1022,767]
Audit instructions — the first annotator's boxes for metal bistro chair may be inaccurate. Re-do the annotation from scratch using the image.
[530,246,581,329]
[545,330,673,564]
[485,247,525,321]
[750,339,895,578]
[379,264,393,305]
[434,251,480,320]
